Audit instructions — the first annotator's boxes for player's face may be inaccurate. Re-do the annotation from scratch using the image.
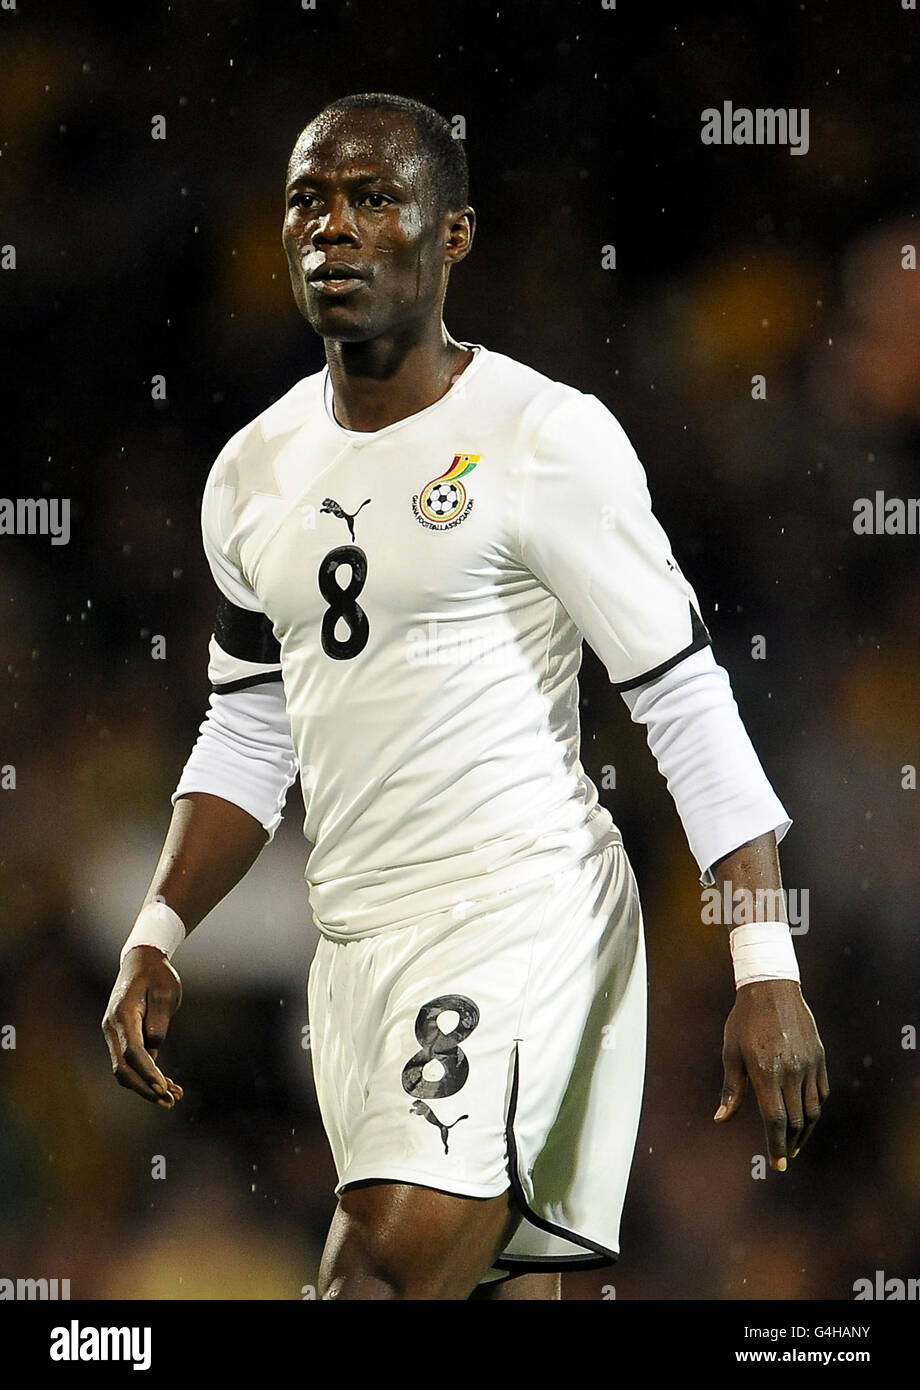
[283,111,456,343]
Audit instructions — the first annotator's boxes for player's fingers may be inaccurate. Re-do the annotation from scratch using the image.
[714,1047,748,1121]
[116,1065,174,1106]
[781,1075,805,1157]
[123,1039,173,1103]
[792,1068,824,1157]
[115,989,169,1082]
[817,1049,830,1104]
[147,1051,183,1100]
[102,1014,148,1096]
[102,979,179,1107]
[105,1022,172,1105]
[750,1073,789,1171]
[115,1003,175,1104]
[793,1117,817,1158]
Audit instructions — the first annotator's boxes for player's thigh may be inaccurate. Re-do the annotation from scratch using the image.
[319,1179,520,1300]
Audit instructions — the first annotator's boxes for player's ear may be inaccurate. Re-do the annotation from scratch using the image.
[445,207,475,265]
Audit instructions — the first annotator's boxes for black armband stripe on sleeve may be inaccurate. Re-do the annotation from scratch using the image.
[612,604,712,693]
[213,594,281,664]
[211,670,285,696]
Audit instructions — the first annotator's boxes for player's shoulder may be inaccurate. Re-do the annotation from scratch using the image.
[478,347,644,494]
[205,368,326,494]
[476,345,624,440]
[476,344,581,416]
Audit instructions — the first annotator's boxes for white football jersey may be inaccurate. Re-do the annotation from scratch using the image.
[197,343,713,939]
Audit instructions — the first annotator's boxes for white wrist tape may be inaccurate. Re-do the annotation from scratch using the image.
[730,920,800,989]
[120,901,186,967]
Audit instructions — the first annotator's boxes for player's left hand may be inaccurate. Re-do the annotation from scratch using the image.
[714,979,829,1171]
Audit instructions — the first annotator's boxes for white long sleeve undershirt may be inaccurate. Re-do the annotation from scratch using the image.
[619,645,790,883]
[172,682,298,840]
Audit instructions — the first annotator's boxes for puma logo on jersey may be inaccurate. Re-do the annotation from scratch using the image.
[409,1099,469,1154]
[321,496,371,541]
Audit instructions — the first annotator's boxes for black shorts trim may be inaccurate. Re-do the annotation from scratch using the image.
[493,1252,616,1273]
[211,671,284,695]
[612,604,712,693]
[213,595,281,664]
[499,1043,619,1272]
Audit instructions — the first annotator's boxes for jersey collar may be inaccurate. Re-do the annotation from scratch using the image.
[321,343,486,444]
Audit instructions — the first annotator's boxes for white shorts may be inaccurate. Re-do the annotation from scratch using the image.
[306,838,647,1277]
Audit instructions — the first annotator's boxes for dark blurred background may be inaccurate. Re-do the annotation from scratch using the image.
[1,0,918,1301]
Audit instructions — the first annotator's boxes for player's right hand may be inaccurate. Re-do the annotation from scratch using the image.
[102,946,184,1107]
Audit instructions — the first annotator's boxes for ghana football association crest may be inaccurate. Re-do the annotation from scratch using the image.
[412,454,480,529]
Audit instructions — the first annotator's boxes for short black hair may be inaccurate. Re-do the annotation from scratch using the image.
[298,92,469,217]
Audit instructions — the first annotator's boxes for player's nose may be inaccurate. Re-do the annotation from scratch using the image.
[312,194,359,245]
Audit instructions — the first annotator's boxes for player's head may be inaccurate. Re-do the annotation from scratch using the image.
[282,93,475,343]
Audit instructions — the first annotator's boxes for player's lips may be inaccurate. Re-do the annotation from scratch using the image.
[304,259,368,297]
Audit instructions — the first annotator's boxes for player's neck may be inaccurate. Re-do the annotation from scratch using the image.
[324,326,473,433]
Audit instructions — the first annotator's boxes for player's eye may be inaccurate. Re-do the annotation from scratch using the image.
[359,193,393,209]
[288,193,317,210]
